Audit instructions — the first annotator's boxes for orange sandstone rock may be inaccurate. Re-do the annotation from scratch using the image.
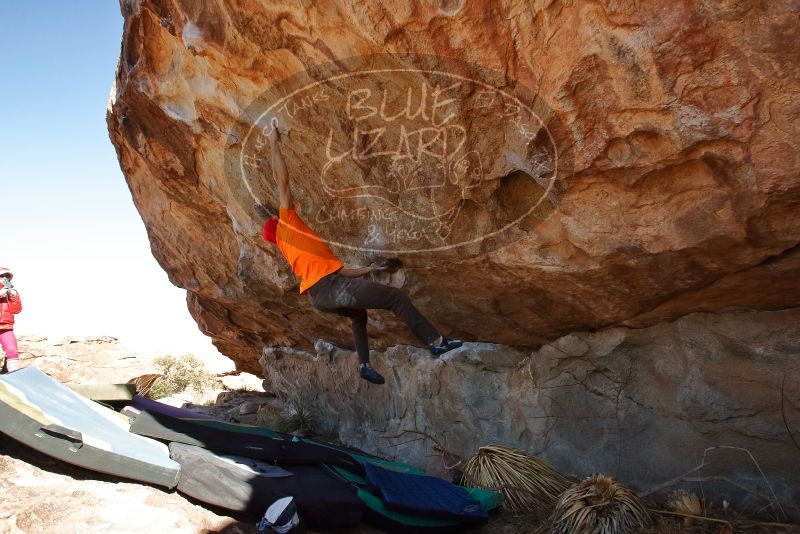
[107,0,800,374]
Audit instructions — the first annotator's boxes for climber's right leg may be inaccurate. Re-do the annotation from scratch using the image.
[309,273,462,356]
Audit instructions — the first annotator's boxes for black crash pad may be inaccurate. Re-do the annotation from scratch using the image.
[169,442,362,528]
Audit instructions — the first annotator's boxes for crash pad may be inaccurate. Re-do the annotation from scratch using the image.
[129,409,363,473]
[364,462,487,524]
[126,394,217,419]
[0,367,179,488]
[66,383,136,402]
[169,442,362,528]
[332,466,501,531]
[145,413,502,530]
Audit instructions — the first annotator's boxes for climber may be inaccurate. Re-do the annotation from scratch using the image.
[258,122,462,385]
[0,267,22,373]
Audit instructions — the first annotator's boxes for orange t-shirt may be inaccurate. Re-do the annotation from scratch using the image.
[276,207,343,294]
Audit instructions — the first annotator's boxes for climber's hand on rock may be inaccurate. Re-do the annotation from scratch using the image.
[254,203,272,219]
[369,262,389,272]
[374,257,403,273]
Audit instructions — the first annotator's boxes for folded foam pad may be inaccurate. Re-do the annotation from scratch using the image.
[185,418,388,464]
[0,367,179,488]
[127,394,217,419]
[129,409,363,474]
[169,442,362,528]
[364,463,488,524]
[66,383,136,401]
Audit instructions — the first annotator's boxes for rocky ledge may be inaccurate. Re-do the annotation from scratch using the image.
[15,336,158,384]
[260,308,800,518]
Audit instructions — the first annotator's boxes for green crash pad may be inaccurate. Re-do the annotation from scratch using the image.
[331,465,501,530]
[157,417,502,529]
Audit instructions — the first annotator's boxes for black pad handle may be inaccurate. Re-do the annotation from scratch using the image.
[40,424,84,444]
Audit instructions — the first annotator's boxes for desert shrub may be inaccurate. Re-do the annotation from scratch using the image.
[251,398,318,435]
[256,403,281,428]
[228,384,255,392]
[274,401,318,436]
[147,354,216,399]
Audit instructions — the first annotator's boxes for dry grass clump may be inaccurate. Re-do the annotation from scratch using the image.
[461,445,569,514]
[666,489,703,527]
[546,473,651,534]
[256,402,281,428]
[147,354,217,400]
[229,384,256,392]
[128,373,161,397]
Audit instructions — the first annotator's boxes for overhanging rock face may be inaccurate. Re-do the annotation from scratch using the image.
[107,0,800,370]
[107,0,800,511]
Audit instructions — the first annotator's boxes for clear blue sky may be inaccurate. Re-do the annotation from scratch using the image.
[0,2,226,363]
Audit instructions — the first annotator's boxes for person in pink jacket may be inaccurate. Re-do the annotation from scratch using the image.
[0,267,22,373]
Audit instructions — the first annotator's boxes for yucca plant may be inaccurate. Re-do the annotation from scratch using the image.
[275,402,318,436]
[546,474,651,534]
[461,445,569,514]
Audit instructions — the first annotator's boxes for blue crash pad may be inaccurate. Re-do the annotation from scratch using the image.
[363,462,488,524]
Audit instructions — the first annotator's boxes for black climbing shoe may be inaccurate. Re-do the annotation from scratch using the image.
[429,337,463,357]
[359,364,385,385]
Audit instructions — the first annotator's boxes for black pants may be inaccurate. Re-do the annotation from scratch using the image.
[308,272,439,364]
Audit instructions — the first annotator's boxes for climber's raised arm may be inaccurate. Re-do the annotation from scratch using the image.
[267,121,292,210]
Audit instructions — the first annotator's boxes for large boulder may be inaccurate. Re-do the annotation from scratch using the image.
[107,0,800,372]
[15,336,158,384]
